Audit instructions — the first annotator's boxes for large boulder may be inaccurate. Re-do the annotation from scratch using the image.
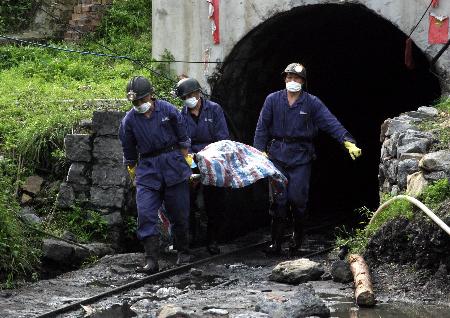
[269,258,324,284]
[65,134,92,162]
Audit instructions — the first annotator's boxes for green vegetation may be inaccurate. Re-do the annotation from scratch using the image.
[0,0,38,33]
[0,0,179,288]
[336,179,450,254]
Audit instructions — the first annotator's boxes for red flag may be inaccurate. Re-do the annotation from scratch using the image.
[207,0,220,44]
[431,0,439,7]
[429,14,449,44]
[405,37,415,70]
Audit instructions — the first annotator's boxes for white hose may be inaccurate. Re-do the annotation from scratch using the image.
[369,194,450,236]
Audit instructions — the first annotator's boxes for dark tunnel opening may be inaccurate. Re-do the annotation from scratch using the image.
[210,3,441,235]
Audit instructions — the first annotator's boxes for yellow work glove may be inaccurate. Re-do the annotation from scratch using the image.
[344,141,362,160]
[184,153,197,168]
[127,165,136,181]
[262,152,268,158]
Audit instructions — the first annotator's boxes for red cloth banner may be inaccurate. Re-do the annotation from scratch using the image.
[207,0,220,44]
[431,0,439,8]
[429,14,449,44]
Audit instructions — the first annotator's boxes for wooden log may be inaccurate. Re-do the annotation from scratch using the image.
[348,254,376,307]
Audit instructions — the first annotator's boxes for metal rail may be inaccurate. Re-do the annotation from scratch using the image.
[36,240,334,318]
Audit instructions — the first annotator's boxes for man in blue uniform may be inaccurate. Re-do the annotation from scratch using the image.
[119,76,192,273]
[175,77,230,254]
[253,63,362,255]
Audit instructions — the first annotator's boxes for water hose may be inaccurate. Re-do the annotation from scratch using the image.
[369,194,450,236]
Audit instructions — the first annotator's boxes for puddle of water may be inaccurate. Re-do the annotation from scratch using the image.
[320,293,450,318]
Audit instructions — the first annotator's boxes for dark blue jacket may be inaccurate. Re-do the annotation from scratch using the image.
[119,99,191,188]
[253,90,354,167]
[182,98,229,153]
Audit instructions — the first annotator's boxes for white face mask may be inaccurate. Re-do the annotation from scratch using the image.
[184,97,199,109]
[134,102,151,113]
[286,81,302,92]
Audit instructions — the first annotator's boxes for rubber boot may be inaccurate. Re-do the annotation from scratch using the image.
[137,236,159,274]
[174,230,192,265]
[264,217,285,256]
[288,216,304,256]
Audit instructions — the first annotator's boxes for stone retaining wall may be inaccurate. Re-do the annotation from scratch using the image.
[56,109,132,247]
[379,106,450,198]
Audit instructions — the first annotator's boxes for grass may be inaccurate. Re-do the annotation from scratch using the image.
[0,0,181,288]
[336,179,449,254]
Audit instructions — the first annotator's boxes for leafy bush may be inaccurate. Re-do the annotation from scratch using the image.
[0,0,38,33]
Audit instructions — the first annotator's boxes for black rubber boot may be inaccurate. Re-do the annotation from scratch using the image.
[174,230,192,265]
[288,216,304,256]
[264,217,285,256]
[137,236,159,274]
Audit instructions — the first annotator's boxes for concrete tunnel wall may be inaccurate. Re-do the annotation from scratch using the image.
[152,1,446,232]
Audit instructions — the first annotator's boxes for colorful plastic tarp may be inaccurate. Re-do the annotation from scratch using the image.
[195,140,287,194]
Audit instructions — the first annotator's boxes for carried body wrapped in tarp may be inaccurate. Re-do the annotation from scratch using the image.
[195,140,287,194]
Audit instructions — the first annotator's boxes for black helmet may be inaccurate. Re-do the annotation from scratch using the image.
[174,78,201,98]
[281,63,307,81]
[126,76,153,101]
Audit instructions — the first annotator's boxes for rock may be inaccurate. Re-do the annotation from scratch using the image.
[232,312,269,318]
[92,137,123,163]
[85,242,115,256]
[157,304,194,318]
[384,119,416,137]
[155,287,183,298]
[255,284,330,318]
[21,193,33,205]
[390,185,400,196]
[42,239,75,265]
[102,211,123,227]
[320,272,332,281]
[269,258,324,284]
[91,163,127,186]
[90,186,125,209]
[397,140,431,158]
[65,134,92,162]
[330,260,353,283]
[62,231,77,242]
[383,159,398,184]
[20,212,42,224]
[204,308,229,316]
[190,268,203,277]
[417,106,439,117]
[56,182,75,208]
[406,172,428,197]
[79,118,93,130]
[92,111,125,137]
[399,153,424,161]
[423,171,448,182]
[397,159,419,190]
[66,163,89,185]
[419,150,450,172]
[22,175,44,195]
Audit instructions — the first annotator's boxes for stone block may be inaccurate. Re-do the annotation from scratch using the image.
[90,186,125,209]
[92,136,123,163]
[92,111,125,136]
[397,139,431,158]
[22,175,44,195]
[407,172,428,198]
[91,163,127,186]
[67,162,89,185]
[102,211,123,227]
[56,182,75,208]
[399,153,424,161]
[423,171,448,182]
[65,134,92,162]
[417,106,439,117]
[419,150,450,172]
[397,159,419,190]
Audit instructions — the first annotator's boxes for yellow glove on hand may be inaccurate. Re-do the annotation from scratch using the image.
[185,153,197,168]
[262,152,268,158]
[344,141,362,160]
[127,165,136,181]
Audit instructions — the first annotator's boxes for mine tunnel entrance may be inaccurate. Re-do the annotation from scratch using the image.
[211,3,441,232]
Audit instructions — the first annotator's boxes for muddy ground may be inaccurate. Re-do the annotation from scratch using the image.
[0,231,448,318]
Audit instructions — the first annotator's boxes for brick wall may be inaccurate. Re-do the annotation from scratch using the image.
[64,0,113,41]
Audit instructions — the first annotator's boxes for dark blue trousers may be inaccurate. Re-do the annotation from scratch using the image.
[136,180,189,240]
[271,162,312,219]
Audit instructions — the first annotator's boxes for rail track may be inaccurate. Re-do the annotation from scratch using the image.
[36,237,334,318]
